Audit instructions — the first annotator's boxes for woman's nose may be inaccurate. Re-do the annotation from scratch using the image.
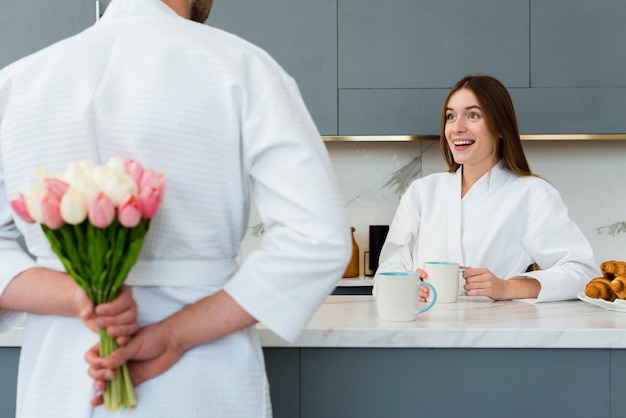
[452,119,466,133]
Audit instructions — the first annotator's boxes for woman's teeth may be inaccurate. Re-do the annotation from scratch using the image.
[454,140,475,146]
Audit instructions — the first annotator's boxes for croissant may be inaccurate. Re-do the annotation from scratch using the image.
[600,260,626,280]
[585,277,617,301]
[611,275,626,299]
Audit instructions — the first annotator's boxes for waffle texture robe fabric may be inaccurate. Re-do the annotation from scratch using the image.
[376,161,600,302]
[0,0,351,416]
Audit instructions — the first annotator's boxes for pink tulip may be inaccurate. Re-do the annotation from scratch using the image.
[10,194,35,223]
[88,192,115,228]
[124,160,144,185]
[117,194,142,228]
[138,185,163,218]
[138,169,165,190]
[44,178,70,201]
[41,194,64,229]
[138,170,165,219]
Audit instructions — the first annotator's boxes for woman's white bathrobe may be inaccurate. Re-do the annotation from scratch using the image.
[377,161,600,302]
[0,0,350,416]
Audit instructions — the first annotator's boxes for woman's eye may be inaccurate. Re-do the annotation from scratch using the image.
[446,114,455,121]
[468,112,480,119]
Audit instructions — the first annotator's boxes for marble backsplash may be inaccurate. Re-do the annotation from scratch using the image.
[241,139,626,274]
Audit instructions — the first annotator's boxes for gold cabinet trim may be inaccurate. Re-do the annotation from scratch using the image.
[322,134,626,142]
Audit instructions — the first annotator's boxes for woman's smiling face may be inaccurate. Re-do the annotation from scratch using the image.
[444,88,498,171]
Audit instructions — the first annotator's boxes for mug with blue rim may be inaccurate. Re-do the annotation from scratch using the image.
[376,272,437,321]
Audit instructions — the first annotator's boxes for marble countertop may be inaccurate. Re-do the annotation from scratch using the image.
[337,277,374,287]
[5,295,626,349]
[259,295,626,349]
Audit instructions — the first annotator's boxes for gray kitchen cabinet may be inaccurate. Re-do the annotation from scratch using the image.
[0,1,95,70]
[2,346,621,418]
[337,0,530,89]
[0,348,19,418]
[531,0,626,88]
[336,0,626,135]
[209,0,338,136]
[517,0,626,134]
[336,0,529,135]
[338,87,448,135]
[4,1,626,136]
[264,348,300,418]
[298,348,610,418]
[510,86,626,134]
[610,350,626,417]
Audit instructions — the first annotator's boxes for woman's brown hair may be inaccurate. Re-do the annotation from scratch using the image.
[439,74,533,176]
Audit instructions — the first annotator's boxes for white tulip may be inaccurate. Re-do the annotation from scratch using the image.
[60,188,88,224]
[91,166,115,193]
[62,163,84,185]
[62,163,92,195]
[34,168,56,187]
[71,177,100,200]
[23,186,46,223]
[106,157,125,174]
[77,159,96,174]
[105,173,138,207]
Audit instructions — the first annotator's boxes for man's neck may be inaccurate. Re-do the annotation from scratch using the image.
[161,0,190,19]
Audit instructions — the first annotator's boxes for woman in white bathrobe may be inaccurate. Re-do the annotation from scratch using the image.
[0,0,350,416]
[377,75,600,302]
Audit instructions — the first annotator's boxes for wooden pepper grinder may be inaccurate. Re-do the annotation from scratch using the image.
[342,227,360,278]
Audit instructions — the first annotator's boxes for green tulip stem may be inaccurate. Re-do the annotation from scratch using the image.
[42,217,149,410]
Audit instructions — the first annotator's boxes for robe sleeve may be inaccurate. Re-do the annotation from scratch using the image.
[223,69,351,343]
[518,180,600,302]
[375,182,422,277]
[0,93,39,331]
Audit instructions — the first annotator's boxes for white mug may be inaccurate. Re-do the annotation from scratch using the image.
[376,272,437,321]
[423,261,460,303]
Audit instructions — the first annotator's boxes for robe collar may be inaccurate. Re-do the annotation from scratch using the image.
[101,0,182,21]
[446,159,509,264]
[447,168,463,264]
[460,159,509,198]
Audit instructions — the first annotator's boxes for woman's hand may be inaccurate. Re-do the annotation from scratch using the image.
[415,268,429,302]
[76,285,140,346]
[86,321,184,407]
[462,267,541,300]
[462,267,509,300]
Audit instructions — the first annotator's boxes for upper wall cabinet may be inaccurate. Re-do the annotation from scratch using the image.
[0,1,95,70]
[513,0,626,134]
[3,1,625,136]
[209,0,338,135]
[531,0,626,88]
[337,0,529,135]
[336,0,626,135]
[337,0,529,89]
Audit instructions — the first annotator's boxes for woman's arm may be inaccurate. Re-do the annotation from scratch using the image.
[520,181,600,301]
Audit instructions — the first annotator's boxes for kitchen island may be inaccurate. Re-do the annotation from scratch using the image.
[2,295,626,417]
[260,295,626,418]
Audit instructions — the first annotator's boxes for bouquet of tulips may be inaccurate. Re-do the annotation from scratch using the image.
[10,157,165,411]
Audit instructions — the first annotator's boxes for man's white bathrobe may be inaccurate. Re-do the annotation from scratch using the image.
[377,161,600,302]
[0,0,350,416]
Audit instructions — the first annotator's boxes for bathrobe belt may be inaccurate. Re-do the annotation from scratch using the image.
[35,257,238,287]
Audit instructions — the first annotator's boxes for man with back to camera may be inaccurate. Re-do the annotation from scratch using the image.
[0,0,351,416]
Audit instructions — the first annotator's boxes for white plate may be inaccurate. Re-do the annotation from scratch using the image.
[577,292,626,312]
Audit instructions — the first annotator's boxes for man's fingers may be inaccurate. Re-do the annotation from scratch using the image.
[90,393,105,407]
